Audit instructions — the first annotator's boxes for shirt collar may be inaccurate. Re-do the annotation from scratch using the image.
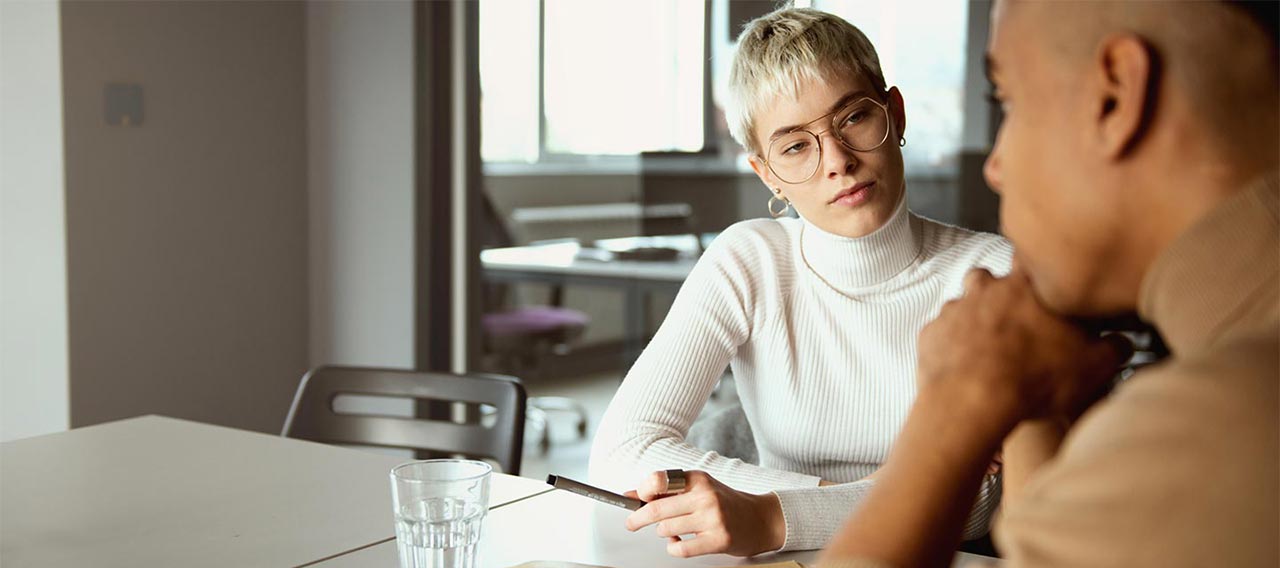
[1138,170,1280,354]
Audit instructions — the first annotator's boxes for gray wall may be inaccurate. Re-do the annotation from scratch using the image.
[307,0,415,370]
[0,0,70,442]
[61,1,309,433]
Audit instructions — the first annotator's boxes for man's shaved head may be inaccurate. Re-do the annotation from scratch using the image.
[984,0,1279,316]
[1006,0,1278,158]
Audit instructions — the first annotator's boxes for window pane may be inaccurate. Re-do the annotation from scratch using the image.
[480,0,540,163]
[543,0,704,155]
[814,0,967,174]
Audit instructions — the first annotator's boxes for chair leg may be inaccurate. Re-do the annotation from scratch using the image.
[526,405,551,455]
[528,396,589,440]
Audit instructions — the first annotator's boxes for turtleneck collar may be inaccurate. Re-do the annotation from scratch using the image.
[798,193,922,291]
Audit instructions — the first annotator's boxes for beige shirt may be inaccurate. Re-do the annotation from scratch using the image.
[995,172,1280,566]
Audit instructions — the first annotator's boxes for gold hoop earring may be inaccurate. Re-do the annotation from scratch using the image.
[899,136,907,147]
[767,192,791,218]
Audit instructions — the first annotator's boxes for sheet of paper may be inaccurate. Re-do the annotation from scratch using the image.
[507,563,614,568]
[508,562,806,568]
[725,563,805,568]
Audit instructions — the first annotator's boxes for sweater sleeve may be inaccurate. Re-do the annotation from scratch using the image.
[588,223,823,494]
[773,473,1002,551]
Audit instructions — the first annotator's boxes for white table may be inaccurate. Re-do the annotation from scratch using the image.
[318,488,1000,568]
[0,415,549,568]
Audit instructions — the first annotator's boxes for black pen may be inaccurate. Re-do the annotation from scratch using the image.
[546,474,645,511]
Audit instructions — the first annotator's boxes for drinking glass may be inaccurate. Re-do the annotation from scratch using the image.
[390,459,493,568]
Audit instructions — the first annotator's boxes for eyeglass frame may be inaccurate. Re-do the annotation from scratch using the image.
[758,95,894,185]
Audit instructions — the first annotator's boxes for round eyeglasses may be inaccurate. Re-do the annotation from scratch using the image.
[761,97,891,185]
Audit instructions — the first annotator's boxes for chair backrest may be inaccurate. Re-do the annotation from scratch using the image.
[282,366,527,475]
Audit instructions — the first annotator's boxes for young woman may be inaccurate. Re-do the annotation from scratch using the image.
[589,7,1011,558]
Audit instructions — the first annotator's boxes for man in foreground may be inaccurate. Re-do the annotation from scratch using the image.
[821,1,1278,566]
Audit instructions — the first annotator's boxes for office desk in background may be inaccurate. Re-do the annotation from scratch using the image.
[481,234,706,366]
[0,416,549,568]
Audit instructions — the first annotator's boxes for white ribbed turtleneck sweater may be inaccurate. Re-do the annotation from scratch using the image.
[588,197,1013,551]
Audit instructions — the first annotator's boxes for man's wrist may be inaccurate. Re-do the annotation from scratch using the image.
[907,381,1021,478]
[919,376,1022,442]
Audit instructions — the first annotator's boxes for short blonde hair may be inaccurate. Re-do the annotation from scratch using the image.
[726,7,887,156]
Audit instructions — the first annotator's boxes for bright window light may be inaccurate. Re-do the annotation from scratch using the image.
[543,0,704,155]
[814,0,967,173]
[479,0,541,163]
[480,0,706,162]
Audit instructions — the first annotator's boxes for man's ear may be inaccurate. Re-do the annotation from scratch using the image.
[1094,34,1157,159]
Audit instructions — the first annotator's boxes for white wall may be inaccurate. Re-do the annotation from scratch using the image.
[0,0,70,442]
[307,0,415,369]
[61,1,309,433]
[2,0,414,439]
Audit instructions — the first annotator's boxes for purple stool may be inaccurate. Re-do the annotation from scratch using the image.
[482,307,589,342]
[482,306,590,454]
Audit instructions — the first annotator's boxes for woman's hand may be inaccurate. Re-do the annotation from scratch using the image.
[623,470,786,558]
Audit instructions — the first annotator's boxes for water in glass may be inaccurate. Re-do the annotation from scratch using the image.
[395,496,485,568]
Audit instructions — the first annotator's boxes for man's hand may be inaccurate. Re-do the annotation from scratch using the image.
[623,470,786,558]
[917,267,1133,434]
[821,267,1132,567]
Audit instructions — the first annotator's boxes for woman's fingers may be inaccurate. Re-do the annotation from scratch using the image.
[667,532,728,558]
[653,512,701,538]
[624,470,780,558]
[625,492,698,531]
[635,470,671,501]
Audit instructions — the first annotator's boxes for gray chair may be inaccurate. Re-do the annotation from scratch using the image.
[686,402,758,465]
[282,366,527,475]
